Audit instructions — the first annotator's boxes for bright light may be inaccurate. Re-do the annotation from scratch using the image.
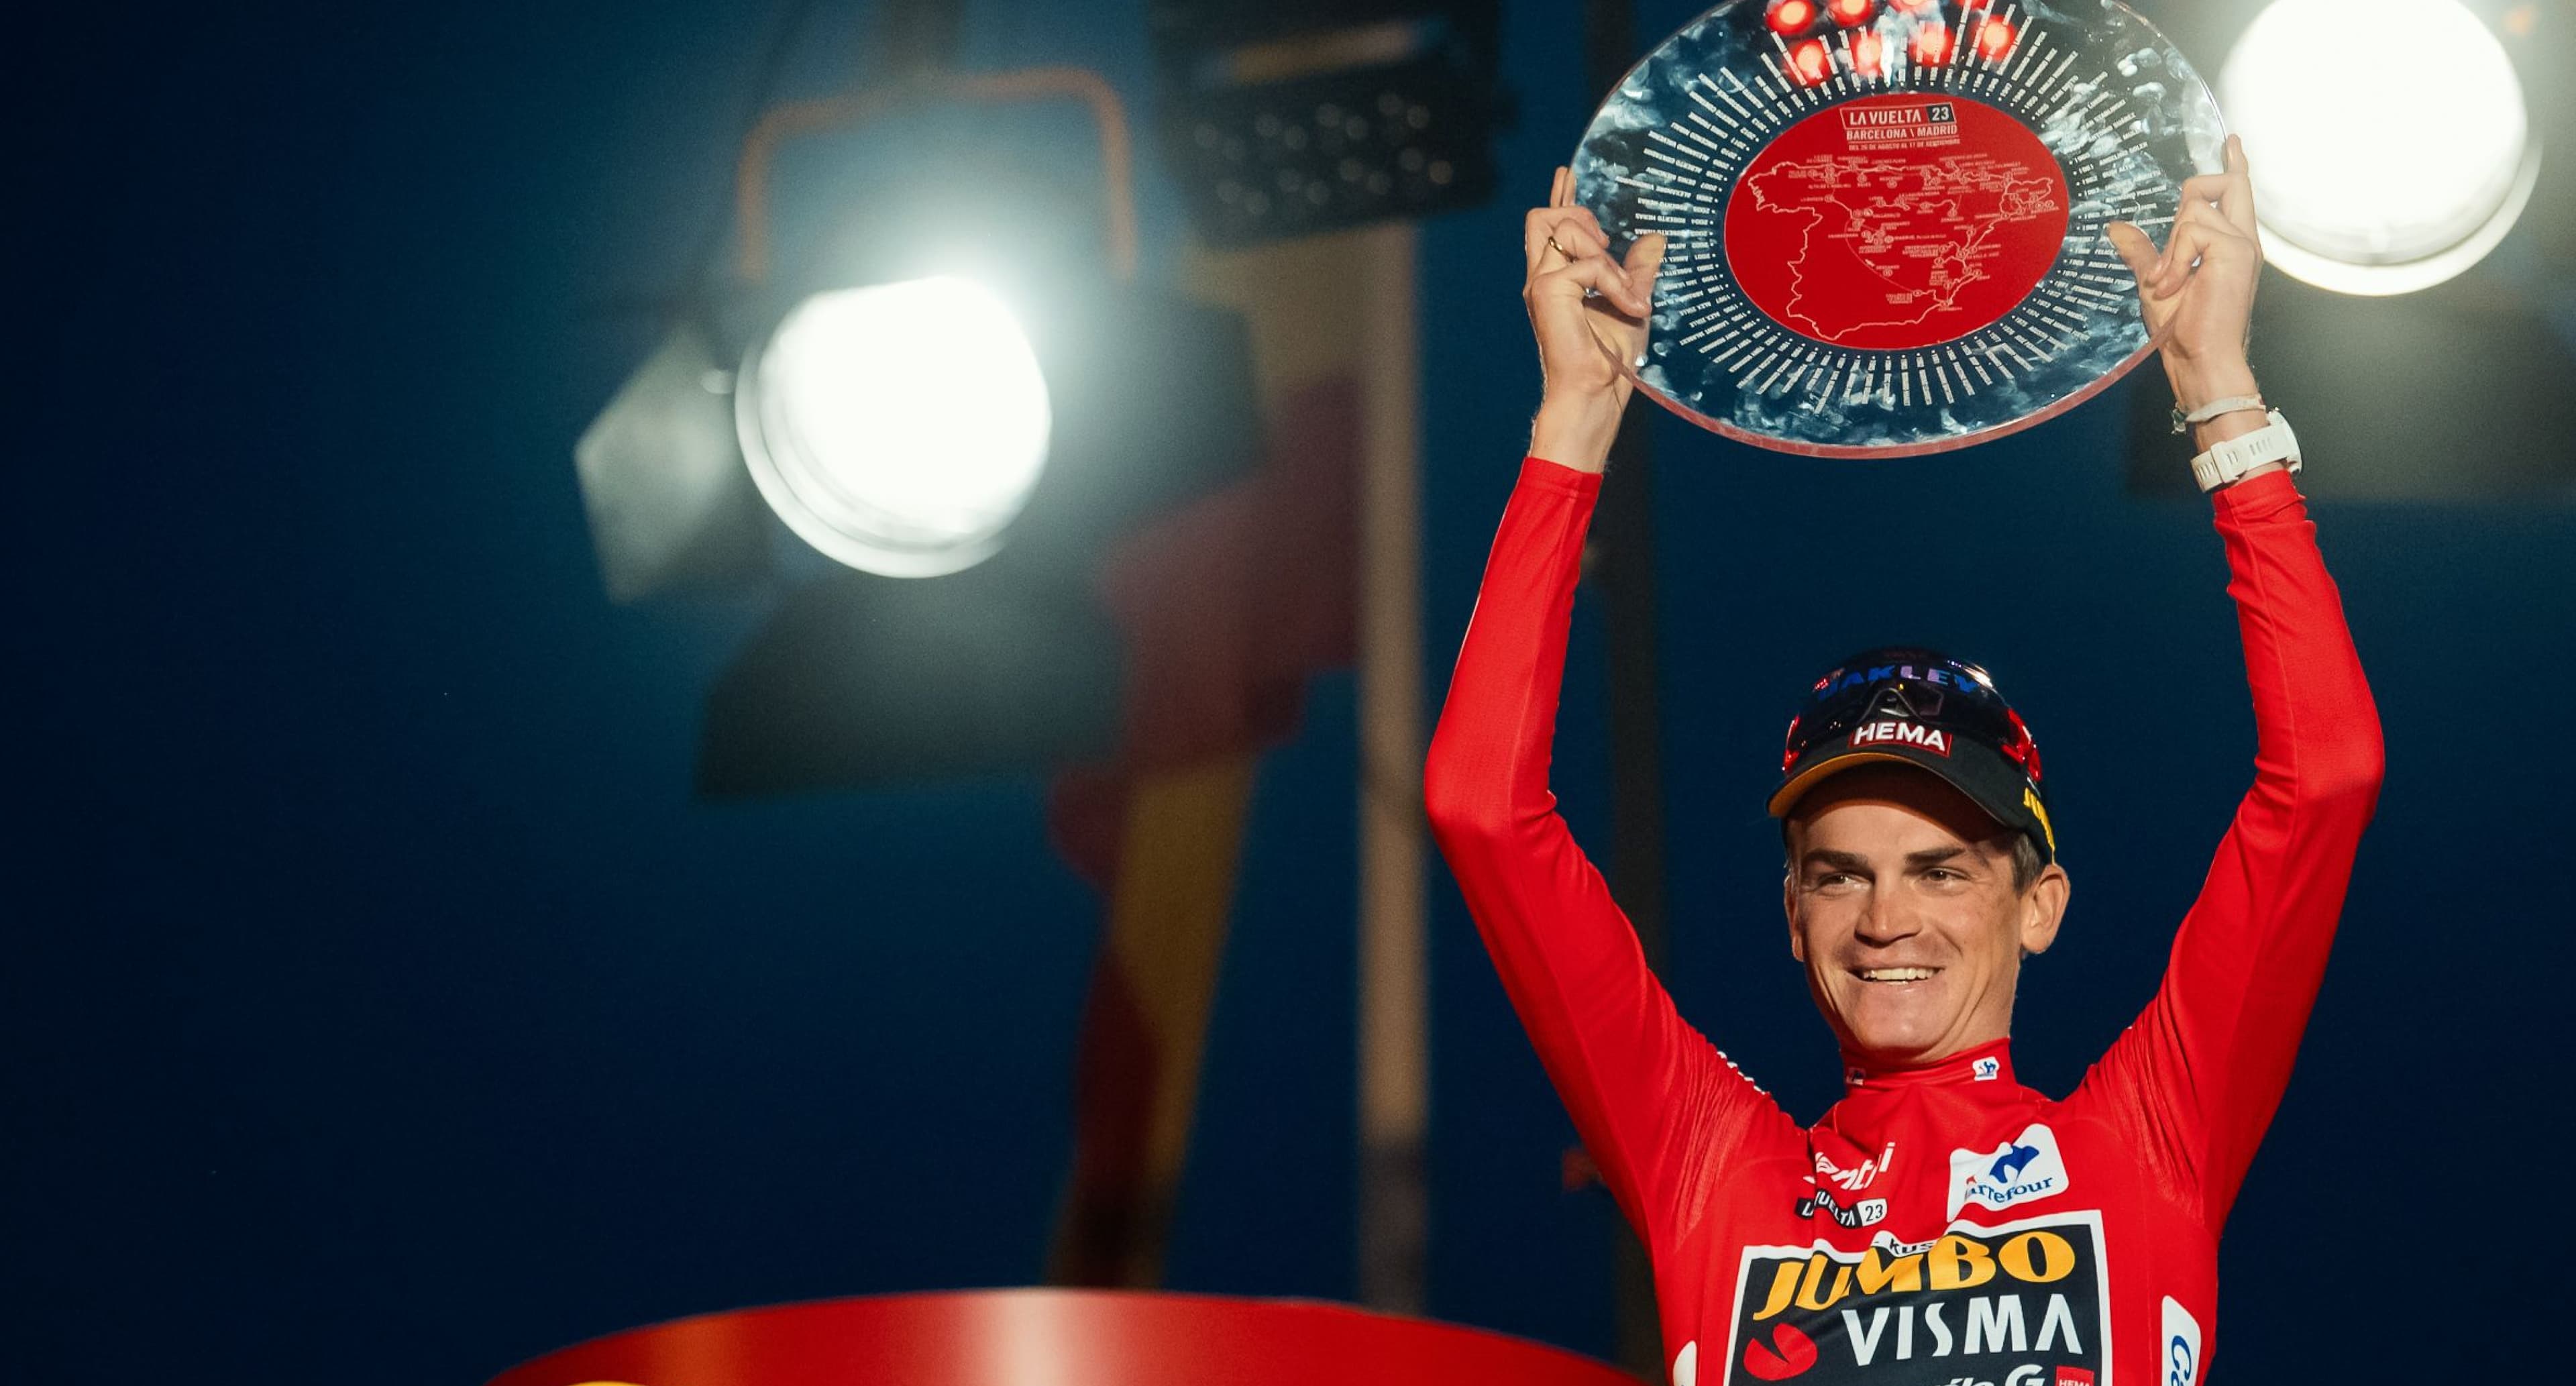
[2220,0,2536,295]
[737,276,1052,577]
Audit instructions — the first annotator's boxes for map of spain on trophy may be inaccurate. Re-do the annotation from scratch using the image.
[1733,99,2067,348]
[1572,0,2225,456]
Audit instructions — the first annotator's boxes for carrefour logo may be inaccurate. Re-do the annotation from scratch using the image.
[1947,1124,2070,1219]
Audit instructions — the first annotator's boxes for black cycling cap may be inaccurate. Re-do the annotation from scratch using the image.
[1767,647,2055,863]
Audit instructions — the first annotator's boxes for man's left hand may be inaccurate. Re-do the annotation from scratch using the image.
[2106,134,2265,427]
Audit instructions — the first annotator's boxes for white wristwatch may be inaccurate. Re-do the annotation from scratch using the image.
[2188,408,2302,493]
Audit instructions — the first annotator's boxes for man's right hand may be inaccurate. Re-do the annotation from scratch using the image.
[1524,165,1666,472]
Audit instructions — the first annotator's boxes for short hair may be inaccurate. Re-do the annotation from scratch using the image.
[2007,831,2043,894]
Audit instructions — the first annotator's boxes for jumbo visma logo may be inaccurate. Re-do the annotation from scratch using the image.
[1723,1213,2108,1385]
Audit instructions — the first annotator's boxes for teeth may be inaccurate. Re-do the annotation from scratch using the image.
[1859,967,1938,983]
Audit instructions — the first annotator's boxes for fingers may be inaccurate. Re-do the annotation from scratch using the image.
[1525,167,1657,316]
[2224,133,2255,235]
[2149,221,2212,299]
[2104,221,2179,352]
[1524,203,1610,274]
[2104,219,2157,284]
[2176,174,2230,219]
[2108,225,2182,341]
[2107,131,2260,288]
[1623,230,1668,290]
[1529,165,1607,261]
[2148,196,2255,299]
[1534,252,1652,317]
[1623,232,1669,322]
[2177,134,2257,238]
[1555,205,1608,250]
[2104,140,2263,364]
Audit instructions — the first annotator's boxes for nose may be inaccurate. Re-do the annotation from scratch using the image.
[1853,889,1921,949]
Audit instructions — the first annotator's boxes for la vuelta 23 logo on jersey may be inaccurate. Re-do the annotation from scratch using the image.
[1722,1212,2109,1384]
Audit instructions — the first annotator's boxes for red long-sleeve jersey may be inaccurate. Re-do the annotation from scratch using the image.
[1424,456,2383,1386]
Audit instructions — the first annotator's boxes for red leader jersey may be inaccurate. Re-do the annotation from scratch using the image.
[1424,457,2383,1386]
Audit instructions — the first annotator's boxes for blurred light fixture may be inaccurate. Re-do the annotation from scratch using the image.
[571,66,1262,790]
[2124,0,2576,502]
[572,323,769,603]
[1152,0,1509,247]
[2221,0,2537,295]
[576,69,1149,605]
[699,282,1259,794]
[737,276,1053,578]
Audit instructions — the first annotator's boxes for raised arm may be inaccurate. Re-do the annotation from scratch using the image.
[1426,456,1795,1236]
[2083,467,2383,1230]
[1423,170,1793,1239]
[2090,139,2388,1231]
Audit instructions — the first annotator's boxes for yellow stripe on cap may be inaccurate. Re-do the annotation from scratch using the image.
[2023,786,2056,855]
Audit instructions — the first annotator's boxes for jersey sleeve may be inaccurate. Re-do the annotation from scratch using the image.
[1424,456,1798,1242]
[2078,470,2386,1234]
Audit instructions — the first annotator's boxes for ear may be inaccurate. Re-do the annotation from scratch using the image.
[1783,868,1806,963]
[2018,862,2071,957]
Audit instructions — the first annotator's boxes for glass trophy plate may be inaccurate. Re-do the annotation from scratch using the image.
[1572,0,2224,456]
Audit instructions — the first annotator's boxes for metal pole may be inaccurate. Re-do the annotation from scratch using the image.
[1580,0,1673,1376]
[1355,221,1430,1316]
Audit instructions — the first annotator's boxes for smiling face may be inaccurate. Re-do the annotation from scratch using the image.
[1782,763,2070,1067]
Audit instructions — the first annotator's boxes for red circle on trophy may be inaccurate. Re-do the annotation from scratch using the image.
[1723,93,2070,352]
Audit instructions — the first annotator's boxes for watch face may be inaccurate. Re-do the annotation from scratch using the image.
[1572,0,2224,457]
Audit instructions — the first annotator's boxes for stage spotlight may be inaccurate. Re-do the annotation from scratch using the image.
[572,66,1263,790]
[2220,0,2537,296]
[737,276,1053,578]
[697,284,1259,794]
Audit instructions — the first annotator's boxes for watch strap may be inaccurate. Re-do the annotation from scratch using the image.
[2189,409,2302,492]
[2169,392,2267,435]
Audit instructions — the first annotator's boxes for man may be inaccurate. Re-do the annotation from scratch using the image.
[1424,140,2383,1385]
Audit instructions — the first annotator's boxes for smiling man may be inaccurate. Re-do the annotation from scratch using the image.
[1425,147,2383,1386]
[1773,654,2068,1072]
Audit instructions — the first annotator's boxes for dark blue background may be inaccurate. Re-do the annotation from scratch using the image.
[17,1,2569,1381]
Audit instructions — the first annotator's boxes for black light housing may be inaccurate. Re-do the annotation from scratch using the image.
[1150,0,1510,247]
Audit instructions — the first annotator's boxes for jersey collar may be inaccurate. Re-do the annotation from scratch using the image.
[1839,1036,2016,1092]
